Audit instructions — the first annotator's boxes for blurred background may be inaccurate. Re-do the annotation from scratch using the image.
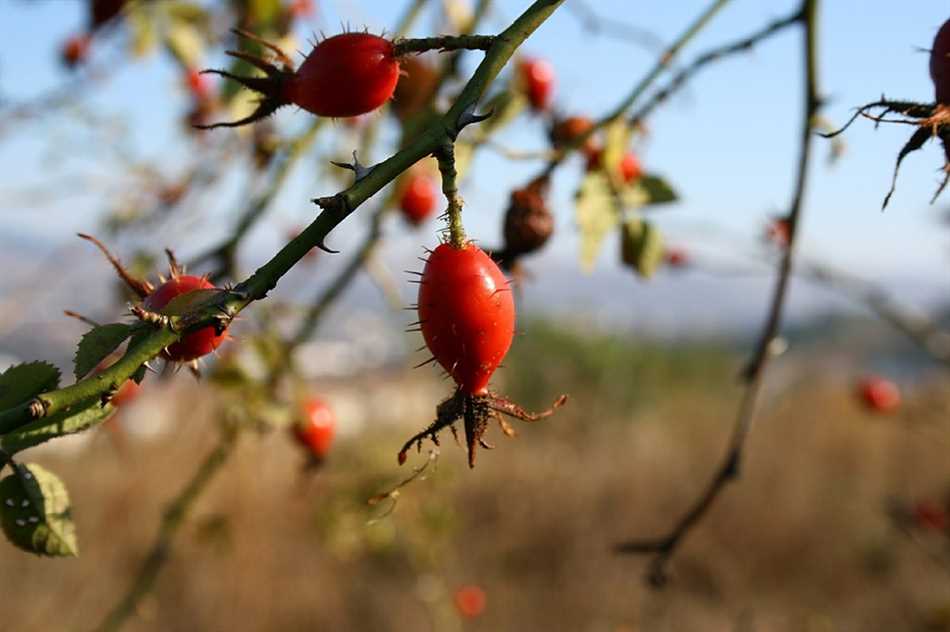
[2,0,950,630]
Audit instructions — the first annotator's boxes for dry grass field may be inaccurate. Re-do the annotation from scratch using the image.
[2,322,950,632]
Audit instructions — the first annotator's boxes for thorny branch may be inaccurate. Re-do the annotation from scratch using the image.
[0,0,567,437]
[614,0,821,587]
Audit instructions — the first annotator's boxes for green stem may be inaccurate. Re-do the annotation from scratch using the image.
[95,427,240,632]
[434,142,466,247]
[0,0,566,437]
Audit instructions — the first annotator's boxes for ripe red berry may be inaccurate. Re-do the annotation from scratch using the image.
[619,152,642,183]
[61,35,91,68]
[293,398,336,459]
[664,247,688,268]
[185,68,210,101]
[399,174,438,226]
[418,243,514,395]
[287,33,400,118]
[586,150,642,183]
[914,500,948,531]
[931,19,950,104]
[519,57,555,112]
[858,376,901,413]
[454,585,486,619]
[143,275,226,362]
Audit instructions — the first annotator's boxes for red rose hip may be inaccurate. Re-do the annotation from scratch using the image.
[519,57,555,112]
[144,275,226,362]
[399,174,438,225]
[418,243,514,395]
[293,397,336,459]
[858,376,900,413]
[286,33,400,118]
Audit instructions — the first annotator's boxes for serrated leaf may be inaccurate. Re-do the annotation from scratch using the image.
[637,174,678,206]
[0,463,78,557]
[0,362,60,411]
[620,217,664,279]
[1,400,114,455]
[73,323,133,380]
[575,171,621,272]
[164,20,205,69]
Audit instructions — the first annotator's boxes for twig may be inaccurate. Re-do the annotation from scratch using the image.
[629,9,802,127]
[193,120,325,280]
[541,0,733,178]
[615,0,820,587]
[563,0,666,53]
[289,209,385,348]
[95,427,240,632]
[800,261,950,368]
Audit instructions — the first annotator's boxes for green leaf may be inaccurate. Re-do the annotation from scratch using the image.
[73,323,133,380]
[620,217,665,279]
[1,401,114,455]
[0,362,60,411]
[575,172,621,271]
[0,463,78,557]
[637,174,678,206]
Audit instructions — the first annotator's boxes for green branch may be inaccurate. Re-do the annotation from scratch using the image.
[0,0,566,442]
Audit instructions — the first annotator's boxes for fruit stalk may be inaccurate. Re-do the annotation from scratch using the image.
[434,142,467,247]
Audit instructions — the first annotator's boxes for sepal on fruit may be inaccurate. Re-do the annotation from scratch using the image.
[398,389,566,469]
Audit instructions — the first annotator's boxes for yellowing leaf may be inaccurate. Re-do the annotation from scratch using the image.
[575,172,620,272]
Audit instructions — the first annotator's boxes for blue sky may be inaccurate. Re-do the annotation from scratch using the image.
[1,0,948,288]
